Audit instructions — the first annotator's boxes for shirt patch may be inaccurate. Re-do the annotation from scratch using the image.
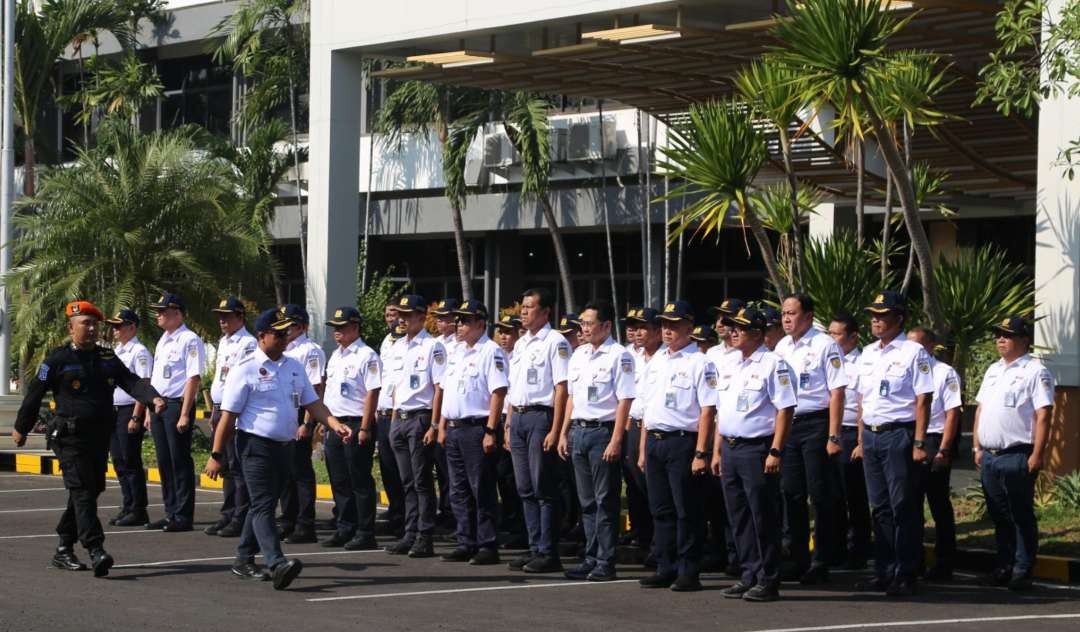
[433,349,446,365]
[138,356,148,368]
[494,356,505,372]
[705,370,717,388]
[829,356,841,369]
[777,368,791,386]
[367,360,379,374]
[308,357,319,369]
[918,361,930,374]
[37,364,49,381]
[557,343,570,359]
[947,381,959,392]
[621,357,633,373]
[187,343,198,358]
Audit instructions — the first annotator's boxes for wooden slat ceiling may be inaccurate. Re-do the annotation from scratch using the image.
[373,2,1035,201]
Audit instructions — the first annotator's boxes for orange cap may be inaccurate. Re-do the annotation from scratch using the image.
[65,300,104,321]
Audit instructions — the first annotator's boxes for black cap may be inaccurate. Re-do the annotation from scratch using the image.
[865,291,906,315]
[991,315,1033,338]
[621,306,659,325]
[395,294,428,313]
[709,298,745,318]
[277,304,309,325]
[452,299,489,319]
[254,308,293,333]
[556,313,581,334]
[722,307,767,330]
[211,296,245,315]
[432,298,461,316]
[659,300,695,323]
[690,325,718,343]
[761,306,782,327]
[326,306,362,326]
[149,292,185,312]
[105,308,139,327]
[494,314,522,330]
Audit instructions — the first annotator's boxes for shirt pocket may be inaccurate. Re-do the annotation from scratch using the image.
[672,373,693,390]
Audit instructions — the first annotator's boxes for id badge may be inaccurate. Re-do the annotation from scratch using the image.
[664,391,676,409]
[219,366,229,383]
[1004,391,1018,408]
[527,368,539,386]
[457,379,466,394]
[292,392,301,408]
[410,374,420,389]
[340,382,350,397]
[587,385,599,403]
[736,391,750,412]
[163,365,172,379]
[799,372,810,390]
[879,380,890,397]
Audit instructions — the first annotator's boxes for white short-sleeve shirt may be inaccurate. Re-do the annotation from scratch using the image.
[323,338,382,418]
[378,333,399,410]
[507,324,572,407]
[976,354,1055,450]
[628,344,665,420]
[716,346,798,439]
[390,330,447,411]
[151,324,206,398]
[113,337,153,406]
[285,333,326,387]
[854,336,935,426]
[774,327,847,415]
[440,335,509,420]
[210,328,257,404]
[840,348,861,427]
[567,337,636,422]
[927,358,963,434]
[641,345,718,432]
[222,349,319,442]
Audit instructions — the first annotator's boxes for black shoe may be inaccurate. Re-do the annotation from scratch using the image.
[500,533,530,549]
[217,522,243,538]
[923,566,953,581]
[108,512,126,526]
[885,578,917,596]
[979,568,1012,587]
[231,562,270,581]
[344,537,380,551]
[162,521,192,533]
[384,539,414,555]
[855,576,890,592]
[271,559,303,590]
[670,575,703,592]
[285,528,318,544]
[722,581,753,598]
[50,548,87,571]
[564,562,595,580]
[321,532,352,548]
[204,520,227,536]
[799,565,830,585]
[145,518,168,530]
[743,584,780,602]
[523,555,563,573]
[442,547,476,562]
[115,512,148,527]
[508,553,535,570]
[375,519,405,537]
[586,565,617,582]
[470,548,500,566]
[90,549,114,578]
[1008,575,1034,591]
[639,573,677,589]
[408,537,435,558]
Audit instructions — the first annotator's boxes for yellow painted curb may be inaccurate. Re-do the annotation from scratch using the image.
[106,463,117,479]
[15,453,45,474]
[316,483,332,500]
[147,467,161,483]
[1033,556,1071,583]
[51,460,63,476]
[199,474,224,489]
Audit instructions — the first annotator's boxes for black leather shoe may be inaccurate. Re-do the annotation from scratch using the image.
[231,562,270,581]
[523,555,563,573]
[743,584,780,602]
[1008,575,1034,591]
[384,539,414,555]
[108,512,126,526]
[508,553,535,570]
[799,565,830,585]
[162,521,193,533]
[670,575,704,592]
[145,518,168,530]
[855,576,890,592]
[271,559,303,590]
[204,520,227,536]
[90,549,114,578]
[587,566,617,582]
[344,537,379,551]
[285,528,318,544]
[639,573,677,589]
[115,512,148,527]
[407,537,435,558]
[470,548,500,565]
[564,562,595,580]
[217,522,243,538]
[885,578,917,596]
[441,547,476,562]
[722,581,753,598]
[50,548,87,571]
[321,532,352,548]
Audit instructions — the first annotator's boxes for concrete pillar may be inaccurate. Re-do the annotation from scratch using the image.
[306,47,365,346]
[808,202,836,242]
[1036,0,1080,474]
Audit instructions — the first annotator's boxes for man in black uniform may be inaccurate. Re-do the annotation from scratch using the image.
[11,301,165,577]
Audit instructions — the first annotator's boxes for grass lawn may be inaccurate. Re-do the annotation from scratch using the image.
[926,493,1080,558]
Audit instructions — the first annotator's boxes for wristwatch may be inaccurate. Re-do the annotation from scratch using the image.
[913,439,926,450]
[483,426,497,436]
[694,450,708,460]
[828,434,841,445]
[768,447,782,458]
[210,451,224,463]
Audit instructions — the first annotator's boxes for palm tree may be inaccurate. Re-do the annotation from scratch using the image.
[752,182,822,289]
[6,124,266,371]
[657,99,789,298]
[59,53,163,130]
[772,0,953,330]
[803,229,895,344]
[14,0,134,196]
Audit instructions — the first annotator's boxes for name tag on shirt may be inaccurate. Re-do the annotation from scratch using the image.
[1004,391,1018,408]
[879,380,890,397]
[527,368,539,385]
[340,382,350,397]
[799,373,810,390]
[292,392,301,407]
[736,391,750,412]
[664,392,676,409]
[457,379,467,394]
[587,386,599,403]
[163,365,173,379]
[255,380,276,392]
[410,374,420,389]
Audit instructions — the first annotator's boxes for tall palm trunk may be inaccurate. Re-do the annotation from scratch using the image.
[881,169,893,283]
[287,76,306,282]
[450,200,472,300]
[540,195,575,312]
[23,138,36,197]
[855,139,865,249]
[777,128,805,291]
[745,202,788,299]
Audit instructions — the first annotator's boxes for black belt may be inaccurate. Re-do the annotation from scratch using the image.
[648,429,697,440]
[114,403,135,412]
[721,434,773,447]
[512,405,552,414]
[630,417,643,429]
[377,408,393,417]
[793,409,828,423]
[986,443,1033,456]
[572,419,614,428]
[446,417,486,428]
[165,397,184,404]
[394,408,431,421]
[866,421,914,433]
[237,429,292,446]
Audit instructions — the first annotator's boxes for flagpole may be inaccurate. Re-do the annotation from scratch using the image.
[0,0,16,395]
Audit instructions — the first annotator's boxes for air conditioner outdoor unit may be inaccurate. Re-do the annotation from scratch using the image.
[549,125,569,162]
[482,123,519,168]
[567,114,617,162]
[464,154,487,186]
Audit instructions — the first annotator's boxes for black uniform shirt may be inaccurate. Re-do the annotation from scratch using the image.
[14,343,161,435]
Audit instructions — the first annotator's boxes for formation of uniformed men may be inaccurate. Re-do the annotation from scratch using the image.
[10,288,1056,597]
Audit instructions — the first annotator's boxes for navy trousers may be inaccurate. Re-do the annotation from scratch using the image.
[832,426,871,564]
[861,424,920,582]
[622,420,653,547]
[376,411,405,525]
[110,404,147,517]
[390,412,437,539]
[510,408,561,556]
[781,414,834,570]
[445,423,499,550]
[981,448,1038,578]
[235,431,290,569]
[915,432,956,571]
[569,423,622,567]
[645,432,706,579]
[722,439,782,588]
[210,406,249,527]
[149,400,194,526]
[325,417,377,540]
[279,418,316,531]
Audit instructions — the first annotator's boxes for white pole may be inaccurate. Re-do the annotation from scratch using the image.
[0,0,15,395]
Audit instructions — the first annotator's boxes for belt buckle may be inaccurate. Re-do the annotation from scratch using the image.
[650,431,662,440]
[725,436,736,446]
[869,424,880,433]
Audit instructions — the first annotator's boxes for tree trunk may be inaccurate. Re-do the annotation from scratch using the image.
[449,200,472,300]
[901,242,916,296]
[745,201,788,299]
[881,169,893,283]
[23,138,35,197]
[287,77,307,282]
[540,195,576,312]
[778,128,805,292]
[859,92,943,331]
[855,139,865,249]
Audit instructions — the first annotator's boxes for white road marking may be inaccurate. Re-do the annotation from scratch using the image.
[113,549,383,568]
[743,614,1080,632]
[0,529,169,540]
[307,579,638,602]
[0,501,219,514]
[0,486,119,493]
